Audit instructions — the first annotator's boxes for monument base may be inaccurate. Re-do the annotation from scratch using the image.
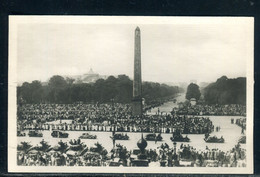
[132,98,142,116]
[131,159,149,167]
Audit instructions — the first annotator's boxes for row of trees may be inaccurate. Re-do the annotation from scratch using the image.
[17,75,180,104]
[185,76,246,105]
[203,76,246,105]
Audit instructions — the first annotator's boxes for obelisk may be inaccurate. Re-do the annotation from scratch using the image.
[132,26,142,116]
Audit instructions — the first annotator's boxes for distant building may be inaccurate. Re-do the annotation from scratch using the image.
[190,98,197,106]
[70,68,107,83]
[81,68,101,83]
[190,80,197,84]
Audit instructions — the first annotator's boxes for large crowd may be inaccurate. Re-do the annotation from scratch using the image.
[16,102,247,168]
[17,103,132,124]
[157,142,246,167]
[17,103,214,134]
[175,104,246,116]
[17,140,246,167]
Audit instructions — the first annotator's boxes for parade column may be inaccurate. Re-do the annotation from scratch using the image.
[132,26,142,117]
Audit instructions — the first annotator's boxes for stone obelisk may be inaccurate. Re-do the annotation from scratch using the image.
[132,26,142,116]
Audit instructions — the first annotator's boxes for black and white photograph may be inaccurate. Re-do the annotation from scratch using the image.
[8,16,254,173]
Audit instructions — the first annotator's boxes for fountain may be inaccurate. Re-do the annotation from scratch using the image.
[131,134,149,166]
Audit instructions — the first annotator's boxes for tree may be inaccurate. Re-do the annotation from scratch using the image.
[58,141,68,153]
[186,83,201,101]
[49,75,67,88]
[19,82,32,103]
[66,77,75,85]
[115,75,132,103]
[203,76,246,105]
[36,139,51,152]
[31,80,43,103]
[17,141,32,153]
[17,81,43,103]
[17,74,181,104]
[48,75,67,103]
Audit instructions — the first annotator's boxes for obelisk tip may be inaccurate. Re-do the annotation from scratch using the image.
[136,26,140,31]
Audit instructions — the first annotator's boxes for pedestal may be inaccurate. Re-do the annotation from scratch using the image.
[132,97,142,116]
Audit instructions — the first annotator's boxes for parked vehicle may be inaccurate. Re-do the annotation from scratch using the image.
[110,133,129,140]
[145,133,163,141]
[204,134,224,143]
[79,133,97,139]
[17,131,26,137]
[51,130,69,138]
[170,132,190,142]
[28,130,43,137]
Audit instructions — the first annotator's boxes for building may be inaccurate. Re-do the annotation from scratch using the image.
[67,68,107,84]
[81,68,101,83]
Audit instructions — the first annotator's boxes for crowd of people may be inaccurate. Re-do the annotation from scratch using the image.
[17,103,214,135]
[17,140,107,166]
[16,102,247,168]
[17,103,132,124]
[175,104,246,116]
[17,140,246,167]
[233,117,247,134]
[235,118,246,129]
[157,143,246,167]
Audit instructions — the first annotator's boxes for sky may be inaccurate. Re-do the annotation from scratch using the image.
[15,17,253,84]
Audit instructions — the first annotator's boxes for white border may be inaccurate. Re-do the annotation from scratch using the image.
[8,16,254,174]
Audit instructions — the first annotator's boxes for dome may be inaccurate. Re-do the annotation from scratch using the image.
[86,68,96,75]
[137,134,147,151]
